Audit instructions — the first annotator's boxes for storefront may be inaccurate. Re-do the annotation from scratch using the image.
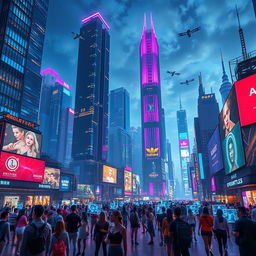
[242,190,256,208]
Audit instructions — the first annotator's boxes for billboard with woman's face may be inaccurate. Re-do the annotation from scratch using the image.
[43,167,60,189]
[2,123,42,159]
[102,165,117,184]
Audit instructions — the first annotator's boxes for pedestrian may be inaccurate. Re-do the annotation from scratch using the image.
[94,211,109,256]
[90,213,98,237]
[65,205,82,256]
[20,205,52,256]
[233,206,256,256]
[129,206,140,245]
[187,209,197,242]
[169,207,191,256]
[251,205,256,222]
[49,220,69,256]
[121,206,128,229]
[15,208,28,255]
[52,208,63,232]
[162,208,173,256]
[147,207,155,245]
[213,209,229,256]
[198,207,214,256]
[0,211,10,255]
[9,208,18,244]
[158,207,167,246]
[77,212,89,256]
[141,209,147,234]
[106,210,127,256]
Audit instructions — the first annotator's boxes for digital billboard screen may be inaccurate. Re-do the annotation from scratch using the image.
[181,149,189,157]
[0,151,45,182]
[77,184,94,195]
[43,167,60,189]
[2,123,42,158]
[124,170,132,193]
[211,176,216,192]
[208,126,224,175]
[102,165,117,184]
[222,122,245,174]
[219,87,239,140]
[60,175,71,191]
[132,174,136,193]
[235,74,256,127]
[179,139,189,148]
[179,133,187,140]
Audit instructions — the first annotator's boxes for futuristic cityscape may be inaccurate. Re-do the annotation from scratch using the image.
[0,0,256,255]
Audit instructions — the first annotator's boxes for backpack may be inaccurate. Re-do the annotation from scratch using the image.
[27,223,47,254]
[175,220,192,248]
[52,236,66,256]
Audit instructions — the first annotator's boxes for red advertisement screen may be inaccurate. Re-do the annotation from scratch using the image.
[235,74,256,127]
[0,152,45,182]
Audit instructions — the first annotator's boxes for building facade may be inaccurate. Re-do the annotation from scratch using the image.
[166,140,174,197]
[140,13,166,197]
[0,0,49,122]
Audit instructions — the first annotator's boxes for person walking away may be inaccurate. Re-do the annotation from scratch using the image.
[233,206,256,256]
[162,208,173,256]
[65,205,82,256]
[20,205,51,256]
[158,207,167,246]
[62,205,69,221]
[106,210,127,256]
[9,208,18,244]
[90,213,98,237]
[0,211,10,255]
[147,207,155,245]
[213,209,229,256]
[15,208,28,255]
[121,206,128,229]
[198,207,214,256]
[141,209,147,234]
[94,212,109,256]
[49,220,69,256]
[77,212,89,256]
[129,206,140,245]
[52,209,63,232]
[187,209,197,242]
[169,207,191,256]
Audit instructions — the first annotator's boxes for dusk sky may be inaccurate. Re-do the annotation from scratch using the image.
[41,0,256,180]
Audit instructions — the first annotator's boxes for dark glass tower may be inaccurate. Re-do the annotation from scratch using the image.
[72,13,110,162]
[0,0,49,122]
[140,13,166,197]
[166,139,174,197]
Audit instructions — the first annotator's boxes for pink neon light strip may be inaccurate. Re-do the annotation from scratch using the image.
[40,68,59,78]
[125,165,132,172]
[144,127,161,157]
[68,108,74,115]
[149,183,154,196]
[143,95,159,122]
[56,78,71,90]
[82,12,110,30]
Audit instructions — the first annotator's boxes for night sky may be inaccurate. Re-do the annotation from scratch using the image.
[41,0,256,181]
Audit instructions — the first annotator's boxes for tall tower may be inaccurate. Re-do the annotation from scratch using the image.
[236,6,247,60]
[0,0,49,122]
[219,51,232,105]
[140,13,166,197]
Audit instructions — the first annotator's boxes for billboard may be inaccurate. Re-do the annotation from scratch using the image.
[222,122,245,174]
[219,87,239,140]
[198,153,204,179]
[179,139,189,148]
[211,176,216,192]
[102,165,117,184]
[179,133,188,140]
[181,149,189,157]
[144,127,160,158]
[235,74,256,127]
[132,174,137,193]
[60,175,71,191]
[2,123,42,158]
[0,151,45,182]
[208,126,224,175]
[124,170,132,193]
[77,184,94,195]
[43,167,60,189]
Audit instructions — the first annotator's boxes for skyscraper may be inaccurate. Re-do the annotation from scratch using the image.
[72,13,110,162]
[0,0,49,122]
[253,0,256,17]
[166,140,174,195]
[177,100,191,198]
[219,51,232,105]
[140,13,166,197]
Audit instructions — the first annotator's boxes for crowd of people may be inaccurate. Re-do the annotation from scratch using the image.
[0,201,255,256]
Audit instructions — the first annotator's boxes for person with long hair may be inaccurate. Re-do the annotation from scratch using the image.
[147,207,155,245]
[15,209,28,255]
[77,212,89,256]
[49,220,69,256]
[162,208,173,256]
[141,209,147,234]
[121,206,128,229]
[187,209,197,241]
[24,131,39,158]
[106,210,127,256]
[213,209,229,256]
[94,211,109,256]
[198,207,214,256]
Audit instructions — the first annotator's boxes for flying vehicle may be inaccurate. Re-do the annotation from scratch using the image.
[178,27,201,38]
[180,79,194,85]
[167,71,180,76]
[71,32,85,40]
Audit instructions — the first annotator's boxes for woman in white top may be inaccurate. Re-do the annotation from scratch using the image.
[77,212,89,255]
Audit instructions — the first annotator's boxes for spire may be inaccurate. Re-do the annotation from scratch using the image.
[198,73,204,97]
[236,5,247,60]
[143,12,147,31]
[220,49,226,74]
[179,96,182,110]
[150,12,155,33]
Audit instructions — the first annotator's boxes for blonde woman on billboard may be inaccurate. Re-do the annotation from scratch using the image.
[24,131,39,158]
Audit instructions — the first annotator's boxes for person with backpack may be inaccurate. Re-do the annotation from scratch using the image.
[213,209,229,256]
[233,206,256,256]
[198,207,214,256]
[0,211,10,255]
[162,208,173,256]
[187,209,197,242]
[20,205,52,256]
[77,212,89,256]
[129,206,140,245]
[49,220,69,256]
[9,208,18,244]
[65,205,82,256]
[169,207,191,256]
[158,207,167,246]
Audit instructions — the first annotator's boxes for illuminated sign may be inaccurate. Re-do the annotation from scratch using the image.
[181,149,189,157]
[211,176,216,192]
[179,139,189,148]
[146,147,159,157]
[144,127,160,158]
[181,159,187,169]
[43,167,60,189]
[102,165,117,184]
[179,133,187,140]
[235,74,256,127]
[198,153,205,179]
[60,176,71,191]
[124,170,132,193]
[227,178,243,187]
[2,114,36,128]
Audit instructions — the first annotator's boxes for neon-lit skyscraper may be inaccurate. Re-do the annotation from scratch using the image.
[140,13,166,197]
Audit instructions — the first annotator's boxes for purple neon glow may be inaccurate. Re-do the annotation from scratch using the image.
[149,182,154,196]
[144,127,161,158]
[40,68,59,78]
[162,182,166,195]
[192,173,197,191]
[143,95,159,122]
[82,12,110,30]
[69,108,74,115]
[56,78,71,90]
[125,165,132,172]
[211,176,216,192]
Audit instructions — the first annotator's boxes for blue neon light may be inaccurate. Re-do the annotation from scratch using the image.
[198,153,205,179]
